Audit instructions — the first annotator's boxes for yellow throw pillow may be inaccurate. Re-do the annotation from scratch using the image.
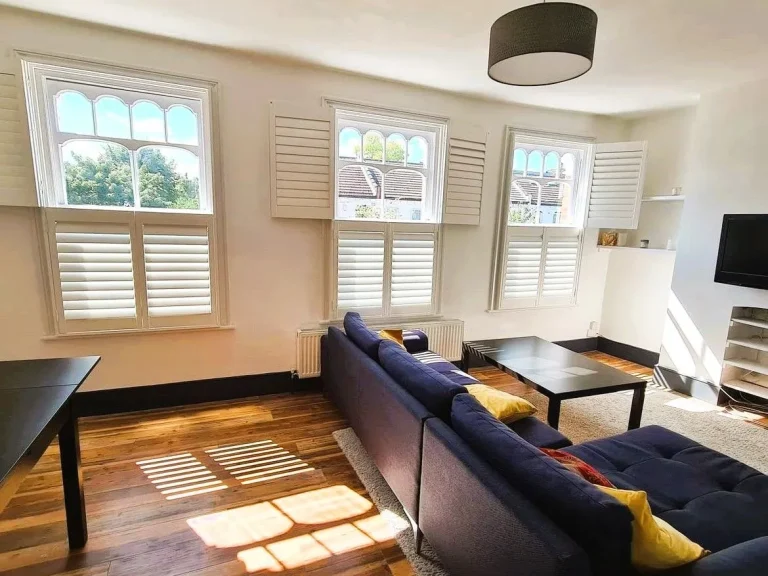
[465,384,537,423]
[597,485,707,572]
[379,329,405,349]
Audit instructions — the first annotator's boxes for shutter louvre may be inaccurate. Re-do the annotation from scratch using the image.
[143,224,215,324]
[444,124,487,225]
[270,101,333,219]
[54,222,138,324]
[540,230,581,306]
[337,231,385,314]
[391,232,435,312]
[502,230,543,309]
[587,141,648,229]
[0,73,36,206]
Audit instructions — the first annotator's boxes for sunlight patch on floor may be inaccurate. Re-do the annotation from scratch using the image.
[137,452,227,500]
[207,440,314,485]
[665,397,723,413]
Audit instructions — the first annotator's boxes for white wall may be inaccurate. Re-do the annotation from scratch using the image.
[660,78,768,383]
[599,108,696,351]
[0,8,627,391]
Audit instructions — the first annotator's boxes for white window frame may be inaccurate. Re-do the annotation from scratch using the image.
[21,54,229,336]
[490,127,594,311]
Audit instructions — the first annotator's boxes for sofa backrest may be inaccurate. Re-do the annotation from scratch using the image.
[343,312,382,360]
[379,339,466,421]
[450,393,634,576]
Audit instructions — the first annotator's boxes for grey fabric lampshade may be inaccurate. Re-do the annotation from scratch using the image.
[488,2,598,86]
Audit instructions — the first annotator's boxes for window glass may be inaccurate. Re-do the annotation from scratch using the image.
[62,140,133,207]
[362,131,384,162]
[138,146,201,210]
[56,91,94,136]
[508,180,540,225]
[527,150,543,176]
[407,136,427,167]
[132,101,165,142]
[166,105,198,145]
[560,153,575,179]
[337,165,383,220]
[512,149,527,176]
[544,152,559,177]
[384,170,425,221]
[386,133,406,164]
[339,127,362,160]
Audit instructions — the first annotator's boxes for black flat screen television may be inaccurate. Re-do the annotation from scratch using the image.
[714,214,768,290]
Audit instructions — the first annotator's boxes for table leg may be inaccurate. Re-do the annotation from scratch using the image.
[547,398,561,429]
[59,406,87,549]
[461,343,470,372]
[628,384,646,430]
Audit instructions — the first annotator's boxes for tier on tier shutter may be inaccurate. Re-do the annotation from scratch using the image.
[539,228,580,307]
[0,71,36,207]
[336,230,385,316]
[501,227,543,309]
[390,229,436,314]
[443,123,488,225]
[586,141,648,229]
[270,101,333,219]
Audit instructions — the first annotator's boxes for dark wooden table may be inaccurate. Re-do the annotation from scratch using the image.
[462,337,646,430]
[0,356,100,549]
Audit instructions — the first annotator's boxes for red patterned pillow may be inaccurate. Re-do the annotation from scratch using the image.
[541,448,615,488]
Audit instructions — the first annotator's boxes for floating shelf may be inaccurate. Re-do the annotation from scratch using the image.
[731,317,768,330]
[723,379,768,401]
[728,338,768,353]
[641,195,686,202]
[597,246,676,254]
[723,358,768,377]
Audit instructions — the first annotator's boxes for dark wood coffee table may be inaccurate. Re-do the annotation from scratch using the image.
[462,337,646,430]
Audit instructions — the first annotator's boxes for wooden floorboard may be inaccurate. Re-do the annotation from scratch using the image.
[0,352,678,576]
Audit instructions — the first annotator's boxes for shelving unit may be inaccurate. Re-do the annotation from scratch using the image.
[641,195,686,203]
[722,307,768,400]
[597,246,675,254]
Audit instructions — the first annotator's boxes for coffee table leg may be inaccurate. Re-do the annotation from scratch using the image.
[59,405,87,549]
[547,398,561,429]
[628,384,646,430]
[461,343,470,372]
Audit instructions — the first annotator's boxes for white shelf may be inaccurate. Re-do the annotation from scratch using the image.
[728,338,768,353]
[641,195,686,202]
[723,358,768,377]
[597,246,676,254]
[723,379,768,401]
[731,317,768,330]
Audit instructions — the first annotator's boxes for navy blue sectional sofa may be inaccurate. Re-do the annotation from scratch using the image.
[321,313,768,576]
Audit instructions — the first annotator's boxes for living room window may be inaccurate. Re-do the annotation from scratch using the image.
[22,55,227,335]
[492,129,592,310]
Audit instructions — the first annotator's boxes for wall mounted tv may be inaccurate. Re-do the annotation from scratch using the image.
[714,214,768,290]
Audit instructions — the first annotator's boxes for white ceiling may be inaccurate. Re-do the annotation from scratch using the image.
[4,0,768,116]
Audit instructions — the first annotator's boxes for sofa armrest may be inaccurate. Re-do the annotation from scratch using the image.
[666,537,768,576]
[403,329,428,354]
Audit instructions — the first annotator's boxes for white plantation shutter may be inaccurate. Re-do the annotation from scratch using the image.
[50,218,139,332]
[270,101,333,219]
[587,141,648,229]
[443,123,488,225]
[142,223,216,327]
[501,228,543,309]
[336,229,385,315]
[390,228,437,314]
[540,229,581,306]
[0,72,36,207]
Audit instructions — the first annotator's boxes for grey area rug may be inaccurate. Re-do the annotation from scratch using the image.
[332,428,447,576]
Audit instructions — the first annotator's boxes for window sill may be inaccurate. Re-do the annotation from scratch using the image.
[43,324,235,341]
[486,305,577,313]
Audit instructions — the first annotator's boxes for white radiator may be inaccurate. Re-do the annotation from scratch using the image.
[296,318,464,378]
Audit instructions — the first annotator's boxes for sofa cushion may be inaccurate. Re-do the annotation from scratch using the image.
[509,417,572,449]
[379,340,466,421]
[402,329,429,354]
[343,312,382,361]
[564,425,768,553]
[412,351,478,387]
[451,393,633,576]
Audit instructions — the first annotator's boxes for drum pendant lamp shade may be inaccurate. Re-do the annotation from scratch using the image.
[488,2,598,86]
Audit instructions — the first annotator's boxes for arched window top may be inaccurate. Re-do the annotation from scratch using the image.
[386,133,406,164]
[131,100,165,142]
[94,96,130,139]
[166,105,198,145]
[544,151,560,178]
[512,148,527,176]
[56,91,94,136]
[527,150,543,177]
[560,153,575,179]
[62,139,132,207]
[339,127,362,160]
[363,130,384,162]
[407,136,428,167]
[137,146,201,210]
